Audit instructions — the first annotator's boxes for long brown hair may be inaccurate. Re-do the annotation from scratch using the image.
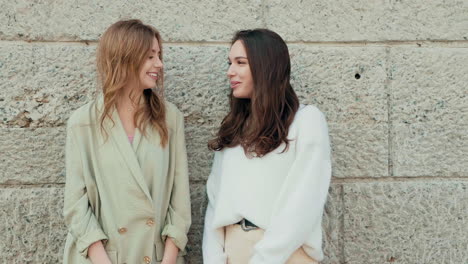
[96,19,168,146]
[209,29,299,157]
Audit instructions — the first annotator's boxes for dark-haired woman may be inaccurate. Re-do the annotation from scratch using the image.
[202,29,331,264]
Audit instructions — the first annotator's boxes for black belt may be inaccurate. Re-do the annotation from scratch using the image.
[236,218,259,231]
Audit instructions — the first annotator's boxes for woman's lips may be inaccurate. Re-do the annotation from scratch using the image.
[148,72,158,81]
[230,81,241,88]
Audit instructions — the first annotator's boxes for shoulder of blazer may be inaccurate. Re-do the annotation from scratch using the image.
[164,100,183,129]
[67,99,100,129]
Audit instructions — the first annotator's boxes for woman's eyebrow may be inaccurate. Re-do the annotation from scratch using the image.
[228,56,248,60]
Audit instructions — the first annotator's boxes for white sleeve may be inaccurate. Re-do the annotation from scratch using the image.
[203,152,228,264]
[249,107,332,264]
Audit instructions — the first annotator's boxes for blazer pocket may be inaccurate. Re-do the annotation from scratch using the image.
[106,250,118,264]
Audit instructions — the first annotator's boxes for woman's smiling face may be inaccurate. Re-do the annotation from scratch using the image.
[139,37,163,89]
[227,40,254,99]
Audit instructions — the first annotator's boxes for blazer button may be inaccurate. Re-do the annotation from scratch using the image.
[118,227,127,234]
[146,218,155,226]
[143,256,151,263]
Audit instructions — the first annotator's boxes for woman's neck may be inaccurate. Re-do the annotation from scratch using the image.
[118,87,142,113]
[116,90,142,137]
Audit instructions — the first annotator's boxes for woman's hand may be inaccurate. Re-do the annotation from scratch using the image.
[88,240,112,264]
[161,237,179,264]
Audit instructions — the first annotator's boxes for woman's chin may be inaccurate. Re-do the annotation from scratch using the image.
[232,92,251,99]
[141,83,157,90]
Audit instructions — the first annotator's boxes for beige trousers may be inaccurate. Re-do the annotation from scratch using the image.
[224,224,319,264]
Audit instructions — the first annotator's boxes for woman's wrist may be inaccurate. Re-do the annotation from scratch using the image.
[88,240,112,264]
[162,237,179,263]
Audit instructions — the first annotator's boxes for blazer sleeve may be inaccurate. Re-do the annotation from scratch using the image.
[249,106,332,264]
[161,109,192,251]
[202,152,227,264]
[63,126,108,258]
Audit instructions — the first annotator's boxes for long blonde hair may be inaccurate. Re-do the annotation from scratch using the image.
[96,19,168,146]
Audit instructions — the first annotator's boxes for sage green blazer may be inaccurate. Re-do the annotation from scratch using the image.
[63,98,191,264]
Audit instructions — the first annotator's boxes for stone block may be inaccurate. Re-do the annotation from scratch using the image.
[390,48,468,177]
[322,184,344,264]
[0,43,97,128]
[0,187,66,263]
[343,182,468,264]
[329,124,388,178]
[189,182,207,226]
[290,45,389,177]
[186,183,207,263]
[264,0,468,41]
[164,44,229,182]
[0,0,263,42]
[164,44,230,126]
[186,224,204,264]
[184,123,216,182]
[0,128,65,184]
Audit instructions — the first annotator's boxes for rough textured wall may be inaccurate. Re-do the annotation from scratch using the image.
[1,1,467,263]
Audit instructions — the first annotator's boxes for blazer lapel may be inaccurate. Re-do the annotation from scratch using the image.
[108,108,153,203]
[132,128,142,152]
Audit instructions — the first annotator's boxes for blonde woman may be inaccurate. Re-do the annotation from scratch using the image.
[63,20,191,264]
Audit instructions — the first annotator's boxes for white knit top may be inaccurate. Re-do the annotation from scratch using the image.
[202,105,332,264]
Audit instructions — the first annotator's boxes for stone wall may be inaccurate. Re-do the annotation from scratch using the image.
[1,1,467,263]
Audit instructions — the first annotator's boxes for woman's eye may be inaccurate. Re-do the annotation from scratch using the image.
[149,56,154,59]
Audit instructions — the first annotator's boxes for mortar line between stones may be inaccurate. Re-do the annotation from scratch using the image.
[2,39,468,47]
[386,46,394,177]
[286,40,468,46]
[339,184,345,264]
[2,177,466,188]
[0,179,209,187]
[260,0,267,28]
[331,176,468,183]
[0,183,65,188]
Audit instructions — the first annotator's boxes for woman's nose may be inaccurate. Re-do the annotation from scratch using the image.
[155,58,163,69]
[227,65,235,77]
